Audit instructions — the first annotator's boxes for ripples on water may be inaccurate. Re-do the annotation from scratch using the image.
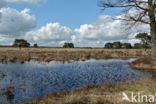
[0,59,149,104]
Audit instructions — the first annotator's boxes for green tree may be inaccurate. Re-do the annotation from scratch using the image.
[122,43,132,49]
[113,41,122,49]
[12,39,30,48]
[99,0,156,61]
[135,33,151,49]
[104,42,113,49]
[63,43,74,48]
[134,43,143,49]
[33,43,38,48]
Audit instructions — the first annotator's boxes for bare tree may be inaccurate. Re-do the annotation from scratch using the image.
[98,0,156,62]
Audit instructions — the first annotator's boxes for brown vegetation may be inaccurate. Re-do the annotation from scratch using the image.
[23,78,156,104]
[130,57,156,71]
[0,48,151,62]
[1,47,155,104]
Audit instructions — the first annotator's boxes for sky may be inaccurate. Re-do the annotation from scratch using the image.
[7,0,121,29]
[0,0,150,47]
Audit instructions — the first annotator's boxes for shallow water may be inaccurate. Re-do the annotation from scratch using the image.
[0,59,149,104]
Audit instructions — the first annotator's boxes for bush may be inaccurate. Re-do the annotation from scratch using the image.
[104,43,113,49]
[135,33,151,49]
[134,43,143,49]
[12,39,30,48]
[33,43,38,48]
[122,43,132,49]
[63,43,74,48]
[113,41,122,49]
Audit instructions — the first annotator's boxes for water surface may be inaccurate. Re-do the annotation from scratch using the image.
[0,59,149,104]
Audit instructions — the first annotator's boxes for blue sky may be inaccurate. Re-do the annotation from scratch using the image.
[0,0,149,47]
[7,0,121,29]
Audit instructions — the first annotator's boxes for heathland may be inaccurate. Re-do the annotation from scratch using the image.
[0,48,151,62]
[0,48,155,104]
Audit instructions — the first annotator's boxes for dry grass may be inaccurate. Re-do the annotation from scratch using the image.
[130,56,156,71]
[1,47,155,104]
[0,48,151,62]
[23,78,156,104]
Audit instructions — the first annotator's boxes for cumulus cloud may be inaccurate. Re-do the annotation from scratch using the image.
[0,0,43,45]
[0,8,37,36]
[25,23,73,46]
[0,35,14,45]
[23,14,149,47]
[72,15,150,47]
[75,16,127,41]
[0,0,7,8]
[0,6,150,47]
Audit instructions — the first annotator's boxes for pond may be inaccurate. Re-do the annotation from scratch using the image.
[0,59,150,104]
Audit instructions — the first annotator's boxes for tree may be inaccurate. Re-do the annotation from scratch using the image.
[113,41,122,49]
[134,43,143,49]
[63,43,74,48]
[12,39,30,48]
[33,43,38,48]
[135,33,151,48]
[122,43,132,49]
[99,0,156,61]
[104,42,113,48]
[105,42,132,49]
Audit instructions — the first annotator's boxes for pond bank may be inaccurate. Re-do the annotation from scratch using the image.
[129,56,156,71]
[23,77,156,104]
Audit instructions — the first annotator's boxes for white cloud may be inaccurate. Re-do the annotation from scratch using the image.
[0,0,43,45]
[72,15,150,47]
[0,8,37,36]
[0,36,14,45]
[0,13,150,46]
[0,7,150,47]
[0,0,7,8]
[23,14,150,47]
[25,23,73,46]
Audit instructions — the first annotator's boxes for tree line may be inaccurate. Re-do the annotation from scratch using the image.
[12,39,38,48]
[12,33,151,49]
[105,33,151,49]
[12,39,74,48]
[98,0,156,61]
